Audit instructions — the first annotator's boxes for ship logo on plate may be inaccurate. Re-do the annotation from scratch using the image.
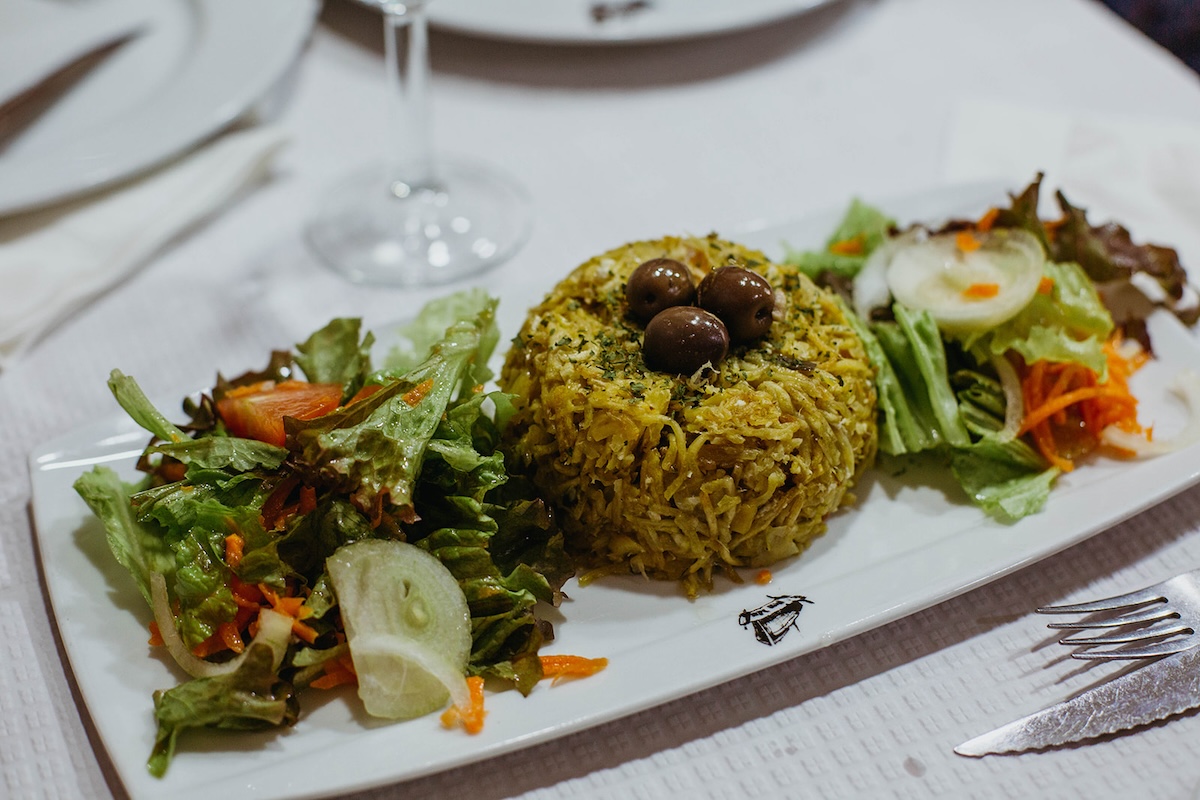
[738,595,812,646]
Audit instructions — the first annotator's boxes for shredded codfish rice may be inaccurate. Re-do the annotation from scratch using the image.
[499,235,878,596]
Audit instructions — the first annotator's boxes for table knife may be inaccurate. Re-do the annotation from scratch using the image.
[0,32,136,152]
[955,645,1200,756]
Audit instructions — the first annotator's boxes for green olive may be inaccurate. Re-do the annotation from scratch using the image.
[696,266,775,344]
[626,258,696,323]
[642,306,730,374]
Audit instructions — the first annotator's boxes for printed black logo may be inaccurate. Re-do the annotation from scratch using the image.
[738,595,812,646]
[590,1,652,23]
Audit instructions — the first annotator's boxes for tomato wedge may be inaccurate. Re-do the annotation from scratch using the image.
[216,380,343,447]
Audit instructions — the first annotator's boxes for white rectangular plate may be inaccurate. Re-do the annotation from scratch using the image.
[29,183,1200,799]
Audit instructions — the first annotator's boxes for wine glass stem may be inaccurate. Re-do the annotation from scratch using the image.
[383,3,435,196]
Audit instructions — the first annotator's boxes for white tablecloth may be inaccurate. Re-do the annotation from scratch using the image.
[6,0,1200,798]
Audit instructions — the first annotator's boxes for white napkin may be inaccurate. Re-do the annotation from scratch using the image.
[0,126,288,369]
[945,99,1200,284]
[0,0,152,107]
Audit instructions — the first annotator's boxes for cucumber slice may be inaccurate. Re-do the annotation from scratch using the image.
[885,228,1045,334]
[327,539,471,719]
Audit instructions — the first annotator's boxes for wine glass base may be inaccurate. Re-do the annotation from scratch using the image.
[306,157,532,287]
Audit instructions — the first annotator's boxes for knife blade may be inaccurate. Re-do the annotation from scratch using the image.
[955,645,1200,756]
[0,32,137,153]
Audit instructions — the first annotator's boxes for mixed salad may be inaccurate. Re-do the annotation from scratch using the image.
[74,290,587,776]
[787,174,1200,521]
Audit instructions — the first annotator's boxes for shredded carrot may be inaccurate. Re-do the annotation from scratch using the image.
[259,583,319,643]
[148,621,164,647]
[962,282,1000,299]
[440,676,487,734]
[311,653,358,690]
[191,631,228,659]
[1038,276,1055,295]
[539,655,609,685]
[403,378,435,406]
[955,230,981,252]
[218,621,245,654]
[1017,333,1148,470]
[828,235,865,256]
[1044,216,1066,242]
[224,533,245,570]
[231,577,264,607]
[976,207,999,232]
[1020,386,1127,436]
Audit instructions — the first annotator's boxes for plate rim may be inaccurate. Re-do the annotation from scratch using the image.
[0,0,318,215]
[427,0,843,45]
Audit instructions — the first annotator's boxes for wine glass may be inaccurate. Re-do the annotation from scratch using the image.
[306,0,532,286]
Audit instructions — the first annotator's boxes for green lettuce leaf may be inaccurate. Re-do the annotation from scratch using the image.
[290,298,499,521]
[960,260,1113,375]
[148,644,297,778]
[74,467,173,605]
[108,370,188,444]
[785,198,895,280]
[293,317,374,397]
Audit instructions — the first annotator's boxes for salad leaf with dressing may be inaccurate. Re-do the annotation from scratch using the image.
[788,176,1193,520]
[74,290,571,776]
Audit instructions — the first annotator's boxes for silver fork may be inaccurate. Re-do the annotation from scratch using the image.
[1037,568,1200,660]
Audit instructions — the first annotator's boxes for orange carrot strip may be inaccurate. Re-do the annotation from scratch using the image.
[1030,420,1075,472]
[955,231,981,252]
[291,619,319,644]
[976,207,999,232]
[218,621,245,654]
[311,655,357,690]
[148,621,164,647]
[224,533,245,570]
[1044,216,1065,241]
[1037,276,1055,295]
[441,676,486,734]
[403,379,435,407]
[1018,386,1125,436]
[962,282,999,299]
[232,580,264,609]
[191,632,227,659]
[540,655,609,685]
[828,235,865,255]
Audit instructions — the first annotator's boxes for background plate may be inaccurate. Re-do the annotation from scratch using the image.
[428,0,842,44]
[29,183,1200,799]
[0,0,317,215]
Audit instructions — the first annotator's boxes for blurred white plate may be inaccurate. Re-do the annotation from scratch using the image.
[0,0,317,215]
[429,0,842,44]
[28,182,1200,799]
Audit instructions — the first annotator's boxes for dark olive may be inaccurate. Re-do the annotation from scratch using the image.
[626,258,695,323]
[642,306,730,374]
[696,266,775,344]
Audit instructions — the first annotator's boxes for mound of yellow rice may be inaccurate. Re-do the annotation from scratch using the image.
[499,234,877,596]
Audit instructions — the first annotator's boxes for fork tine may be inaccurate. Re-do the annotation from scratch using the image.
[1037,587,1166,615]
[1045,603,1175,630]
[1071,637,1200,660]
[1057,621,1192,647]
